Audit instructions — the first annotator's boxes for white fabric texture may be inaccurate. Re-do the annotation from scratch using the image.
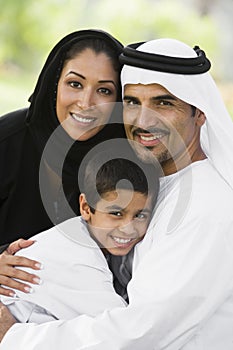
[1,162,233,350]
[0,216,126,323]
[1,39,233,350]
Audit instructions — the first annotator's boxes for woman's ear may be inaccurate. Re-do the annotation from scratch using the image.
[195,109,206,126]
[79,194,91,221]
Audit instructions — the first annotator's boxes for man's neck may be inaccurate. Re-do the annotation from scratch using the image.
[161,146,207,176]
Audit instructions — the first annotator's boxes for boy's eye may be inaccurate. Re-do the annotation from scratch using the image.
[109,211,122,217]
[136,212,148,220]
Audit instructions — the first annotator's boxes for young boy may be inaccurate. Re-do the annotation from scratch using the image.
[0,147,160,323]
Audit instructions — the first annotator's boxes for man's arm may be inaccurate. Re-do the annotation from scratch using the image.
[0,302,16,342]
[1,213,233,350]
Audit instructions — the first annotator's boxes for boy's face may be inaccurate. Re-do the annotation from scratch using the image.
[80,190,153,256]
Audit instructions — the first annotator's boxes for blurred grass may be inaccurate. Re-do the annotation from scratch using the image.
[0,68,33,115]
[1,69,233,120]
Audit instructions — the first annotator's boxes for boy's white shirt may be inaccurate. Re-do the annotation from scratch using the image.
[0,216,126,323]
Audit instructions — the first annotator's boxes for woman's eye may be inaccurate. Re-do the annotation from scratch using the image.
[69,81,82,89]
[98,87,112,95]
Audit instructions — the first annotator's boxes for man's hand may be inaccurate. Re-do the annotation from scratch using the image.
[0,302,16,342]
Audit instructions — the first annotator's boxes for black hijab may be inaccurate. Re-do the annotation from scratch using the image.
[26,29,126,221]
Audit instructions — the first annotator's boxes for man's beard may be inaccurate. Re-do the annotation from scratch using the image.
[132,142,170,165]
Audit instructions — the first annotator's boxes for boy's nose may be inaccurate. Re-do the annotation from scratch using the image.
[118,221,136,236]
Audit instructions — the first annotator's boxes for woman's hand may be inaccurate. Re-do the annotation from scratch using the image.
[0,239,42,297]
[0,302,16,342]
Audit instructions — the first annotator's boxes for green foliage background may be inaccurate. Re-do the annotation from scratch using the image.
[1,0,233,117]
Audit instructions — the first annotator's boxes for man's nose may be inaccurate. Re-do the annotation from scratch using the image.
[137,106,161,130]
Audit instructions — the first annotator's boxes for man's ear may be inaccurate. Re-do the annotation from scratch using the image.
[195,109,206,126]
[79,194,91,221]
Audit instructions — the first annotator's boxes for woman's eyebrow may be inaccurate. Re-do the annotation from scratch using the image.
[65,72,116,87]
[98,80,117,87]
[66,71,85,79]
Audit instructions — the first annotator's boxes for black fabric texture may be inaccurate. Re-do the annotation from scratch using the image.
[120,43,211,74]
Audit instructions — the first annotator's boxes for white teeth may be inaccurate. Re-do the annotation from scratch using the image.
[140,134,163,141]
[112,237,133,244]
[71,114,94,123]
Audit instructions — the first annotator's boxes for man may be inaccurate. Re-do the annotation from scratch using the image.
[1,38,233,349]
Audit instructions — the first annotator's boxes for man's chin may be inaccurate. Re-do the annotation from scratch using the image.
[132,144,156,164]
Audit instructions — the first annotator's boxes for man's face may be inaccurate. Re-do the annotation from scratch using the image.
[123,83,205,172]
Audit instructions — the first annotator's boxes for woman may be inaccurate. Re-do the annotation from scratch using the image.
[0,29,126,295]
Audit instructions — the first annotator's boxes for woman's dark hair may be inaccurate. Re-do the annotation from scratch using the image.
[81,150,160,213]
[64,38,121,74]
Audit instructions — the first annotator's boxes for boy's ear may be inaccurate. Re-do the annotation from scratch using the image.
[79,194,91,221]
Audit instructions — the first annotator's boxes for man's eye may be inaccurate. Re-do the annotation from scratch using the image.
[69,81,82,89]
[124,99,139,107]
[98,87,112,95]
[159,100,173,106]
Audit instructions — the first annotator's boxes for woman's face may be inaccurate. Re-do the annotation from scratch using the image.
[56,48,119,140]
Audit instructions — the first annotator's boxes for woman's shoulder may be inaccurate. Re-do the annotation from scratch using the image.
[0,108,28,142]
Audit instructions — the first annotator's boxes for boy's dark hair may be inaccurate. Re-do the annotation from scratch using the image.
[79,144,161,213]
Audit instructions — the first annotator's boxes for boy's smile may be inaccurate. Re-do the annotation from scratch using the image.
[80,189,153,256]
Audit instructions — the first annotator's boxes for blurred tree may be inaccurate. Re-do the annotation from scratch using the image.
[0,0,89,71]
[0,0,231,116]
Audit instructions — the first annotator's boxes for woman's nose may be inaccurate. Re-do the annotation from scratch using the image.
[77,89,94,110]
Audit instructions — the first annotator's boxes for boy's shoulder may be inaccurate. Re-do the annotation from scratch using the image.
[16,217,105,266]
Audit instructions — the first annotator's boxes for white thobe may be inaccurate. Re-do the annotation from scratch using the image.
[0,217,126,323]
[1,159,233,349]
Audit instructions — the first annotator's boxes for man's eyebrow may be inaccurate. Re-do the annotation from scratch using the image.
[151,94,177,101]
[123,95,140,102]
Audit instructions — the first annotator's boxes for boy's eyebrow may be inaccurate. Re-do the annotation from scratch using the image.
[105,205,123,210]
[138,208,152,213]
[104,206,152,213]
